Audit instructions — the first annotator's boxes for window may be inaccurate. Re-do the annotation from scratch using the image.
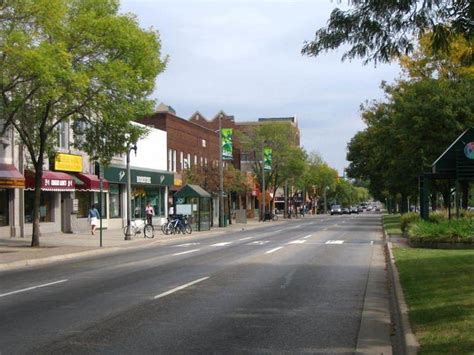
[194,155,198,166]
[187,153,191,168]
[168,149,172,171]
[0,189,9,226]
[58,121,69,149]
[25,191,54,223]
[202,139,206,147]
[109,184,121,218]
[180,152,184,170]
[76,191,107,218]
[205,158,208,166]
[200,157,203,166]
[173,150,177,172]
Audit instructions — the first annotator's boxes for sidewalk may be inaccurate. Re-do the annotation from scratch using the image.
[0,217,273,272]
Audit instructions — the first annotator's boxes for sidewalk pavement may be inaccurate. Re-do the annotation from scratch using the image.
[0,217,285,272]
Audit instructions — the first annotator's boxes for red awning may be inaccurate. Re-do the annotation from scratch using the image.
[25,171,75,191]
[0,164,25,189]
[75,173,109,192]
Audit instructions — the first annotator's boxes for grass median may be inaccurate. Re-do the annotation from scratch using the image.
[383,214,402,236]
[393,247,474,353]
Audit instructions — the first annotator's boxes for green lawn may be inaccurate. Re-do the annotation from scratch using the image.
[383,214,402,236]
[393,247,474,354]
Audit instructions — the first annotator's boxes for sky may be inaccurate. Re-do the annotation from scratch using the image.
[120,0,401,175]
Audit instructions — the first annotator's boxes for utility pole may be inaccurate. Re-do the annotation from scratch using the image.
[262,149,265,221]
[124,143,137,240]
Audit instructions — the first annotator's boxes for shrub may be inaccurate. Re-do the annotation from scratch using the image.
[428,210,449,224]
[400,212,420,234]
[409,219,474,243]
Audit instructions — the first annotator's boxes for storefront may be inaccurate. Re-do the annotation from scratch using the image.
[24,170,75,234]
[103,165,174,227]
[0,163,25,237]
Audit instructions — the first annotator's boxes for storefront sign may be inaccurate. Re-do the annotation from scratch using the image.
[103,166,174,186]
[0,178,25,189]
[54,153,83,172]
[137,176,152,184]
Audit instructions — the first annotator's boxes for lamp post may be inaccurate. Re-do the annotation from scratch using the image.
[124,143,137,240]
[99,163,103,247]
[262,149,265,221]
[218,115,224,227]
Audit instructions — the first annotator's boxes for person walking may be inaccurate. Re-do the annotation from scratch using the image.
[88,203,100,235]
[145,202,154,225]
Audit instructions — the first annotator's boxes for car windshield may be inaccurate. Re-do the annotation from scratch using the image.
[332,205,341,209]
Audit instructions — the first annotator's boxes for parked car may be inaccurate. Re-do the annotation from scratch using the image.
[342,207,350,214]
[350,206,359,214]
[330,205,342,215]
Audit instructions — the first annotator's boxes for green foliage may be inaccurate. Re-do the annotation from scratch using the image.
[302,0,473,64]
[409,219,474,242]
[400,212,420,234]
[383,214,402,236]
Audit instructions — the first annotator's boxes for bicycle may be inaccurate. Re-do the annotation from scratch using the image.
[123,219,154,238]
[162,215,192,235]
[264,212,278,221]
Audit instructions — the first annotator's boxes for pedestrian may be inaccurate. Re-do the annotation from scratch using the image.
[145,202,154,225]
[88,203,100,235]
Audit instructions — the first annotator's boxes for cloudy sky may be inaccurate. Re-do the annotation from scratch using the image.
[120,0,401,175]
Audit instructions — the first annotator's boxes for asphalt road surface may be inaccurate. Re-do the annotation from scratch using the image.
[0,214,390,354]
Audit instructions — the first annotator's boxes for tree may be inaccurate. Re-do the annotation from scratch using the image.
[239,122,306,215]
[302,0,473,64]
[1,0,166,246]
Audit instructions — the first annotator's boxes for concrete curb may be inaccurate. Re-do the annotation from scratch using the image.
[383,228,420,354]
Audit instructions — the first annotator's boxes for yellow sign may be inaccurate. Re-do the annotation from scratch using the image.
[54,153,83,172]
[0,178,25,189]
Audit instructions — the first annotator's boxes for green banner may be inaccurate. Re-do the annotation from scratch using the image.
[264,148,272,171]
[221,128,233,160]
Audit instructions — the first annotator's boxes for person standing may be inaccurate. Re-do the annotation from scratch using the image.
[145,202,154,225]
[88,203,100,235]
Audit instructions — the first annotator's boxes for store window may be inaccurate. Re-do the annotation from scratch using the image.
[76,191,107,218]
[131,186,166,220]
[0,189,9,226]
[109,184,121,218]
[24,191,54,223]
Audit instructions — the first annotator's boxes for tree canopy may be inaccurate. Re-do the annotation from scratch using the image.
[1,0,166,246]
[302,0,473,64]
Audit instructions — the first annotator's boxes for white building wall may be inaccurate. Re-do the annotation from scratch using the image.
[129,122,167,171]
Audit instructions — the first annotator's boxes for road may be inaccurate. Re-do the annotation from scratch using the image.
[0,214,391,354]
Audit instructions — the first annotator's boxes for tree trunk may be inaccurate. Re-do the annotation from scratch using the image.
[31,161,44,247]
[430,193,437,212]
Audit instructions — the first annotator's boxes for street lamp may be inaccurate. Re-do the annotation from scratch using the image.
[261,148,265,221]
[218,114,225,227]
[124,142,137,240]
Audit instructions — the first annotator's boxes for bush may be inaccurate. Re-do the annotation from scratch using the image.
[400,212,420,234]
[428,210,449,224]
[408,219,474,242]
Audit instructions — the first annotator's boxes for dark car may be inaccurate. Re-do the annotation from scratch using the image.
[330,205,342,215]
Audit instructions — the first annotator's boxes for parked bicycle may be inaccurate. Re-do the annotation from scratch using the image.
[123,219,154,238]
[161,215,192,235]
[263,212,278,221]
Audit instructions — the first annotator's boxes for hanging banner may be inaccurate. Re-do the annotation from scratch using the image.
[264,148,272,171]
[221,128,233,160]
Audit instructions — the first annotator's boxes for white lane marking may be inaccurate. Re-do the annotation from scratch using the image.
[370,241,374,245]
[239,237,252,241]
[0,279,68,298]
[211,242,232,247]
[153,277,209,300]
[323,228,328,231]
[273,229,283,233]
[288,239,307,244]
[265,247,283,255]
[174,243,200,248]
[303,234,312,239]
[248,240,270,245]
[326,240,344,245]
[172,249,200,256]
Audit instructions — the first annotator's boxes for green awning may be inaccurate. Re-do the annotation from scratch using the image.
[174,184,211,199]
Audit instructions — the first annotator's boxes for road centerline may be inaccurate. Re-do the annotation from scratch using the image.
[265,247,283,255]
[153,277,210,300]
[172,249,200,256]
[0,279,69,298]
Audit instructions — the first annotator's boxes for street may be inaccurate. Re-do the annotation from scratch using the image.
[0,214,391,354]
